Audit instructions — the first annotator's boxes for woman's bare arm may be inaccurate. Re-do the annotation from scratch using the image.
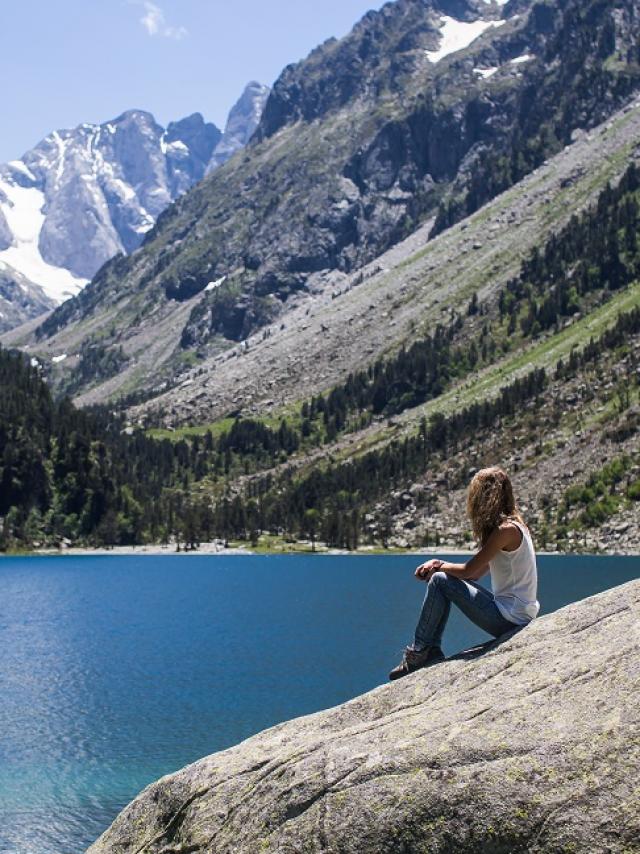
[415,523,521,582]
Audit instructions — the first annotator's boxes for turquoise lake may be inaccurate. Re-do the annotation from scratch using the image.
[0,553,638,853]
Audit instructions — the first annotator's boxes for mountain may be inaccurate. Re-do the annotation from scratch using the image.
[0,82,269,333]
[207,81,270,172]
[24,0,640,407]
[0,111,220,297]
[0,266,56,332]
[1,102,639,556]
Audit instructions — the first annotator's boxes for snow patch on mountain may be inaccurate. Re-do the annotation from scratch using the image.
[50,131,68,186]
[474,66,499,78]
[8,160,36,181]
[0,177,85,301]
[205,275,227,292]
[425,16,505,63]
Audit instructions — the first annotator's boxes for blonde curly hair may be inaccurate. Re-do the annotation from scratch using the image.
[467,466,525,545]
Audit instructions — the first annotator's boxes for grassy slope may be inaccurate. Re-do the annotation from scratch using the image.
[249,280,640,471]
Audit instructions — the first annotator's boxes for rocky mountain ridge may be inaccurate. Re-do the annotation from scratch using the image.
[0,82,269,333]
[116,98,637,559]
[11,93,634,426]
[24,0,640,404]
[207,81,270,172]
[87,580,640,853]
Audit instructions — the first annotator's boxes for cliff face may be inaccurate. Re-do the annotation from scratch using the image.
[207,82,270,173]
[88,580,640,853]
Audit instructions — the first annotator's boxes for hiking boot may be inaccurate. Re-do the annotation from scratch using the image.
[389,645,445,680]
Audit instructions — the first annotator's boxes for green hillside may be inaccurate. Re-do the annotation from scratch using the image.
[1,159,638,553]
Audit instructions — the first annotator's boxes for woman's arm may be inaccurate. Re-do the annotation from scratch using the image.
[415,557,486,581]
[415,524,520,582]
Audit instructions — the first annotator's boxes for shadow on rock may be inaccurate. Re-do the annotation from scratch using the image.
[449,625,524,661]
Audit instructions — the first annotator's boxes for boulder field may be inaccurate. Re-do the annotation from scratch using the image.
[88,580,640,853]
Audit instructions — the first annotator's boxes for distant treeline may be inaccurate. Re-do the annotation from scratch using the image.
[1,297,637,550]
[0,350,299,551]
[242,369,548,550]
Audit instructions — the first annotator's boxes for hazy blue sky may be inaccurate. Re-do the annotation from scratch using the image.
[2,0,386,162]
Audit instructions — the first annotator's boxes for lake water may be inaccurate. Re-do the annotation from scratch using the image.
[0,553,638,853]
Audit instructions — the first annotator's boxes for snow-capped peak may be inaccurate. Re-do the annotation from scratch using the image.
[0,84,269,328]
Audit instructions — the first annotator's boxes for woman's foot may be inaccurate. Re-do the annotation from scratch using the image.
[389,645,445,680]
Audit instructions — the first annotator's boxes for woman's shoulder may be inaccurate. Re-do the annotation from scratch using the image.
[497,519,524,551]
[498,518,526,532]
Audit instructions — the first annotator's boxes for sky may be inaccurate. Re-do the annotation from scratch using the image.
[1,0,387,163]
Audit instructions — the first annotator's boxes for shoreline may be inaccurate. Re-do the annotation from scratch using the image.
[3,542,639,558]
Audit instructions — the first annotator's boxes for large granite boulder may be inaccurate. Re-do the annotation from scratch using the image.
[88,580,640,853]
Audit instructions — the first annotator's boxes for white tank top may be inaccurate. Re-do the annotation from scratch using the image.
[489,520,540,625]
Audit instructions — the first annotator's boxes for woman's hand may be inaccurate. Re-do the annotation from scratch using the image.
[415,558,444,581]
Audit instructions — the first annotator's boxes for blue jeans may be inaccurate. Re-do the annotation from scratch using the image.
[413,571,518,650]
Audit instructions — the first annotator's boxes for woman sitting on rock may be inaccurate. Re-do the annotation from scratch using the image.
[389,466,539,680]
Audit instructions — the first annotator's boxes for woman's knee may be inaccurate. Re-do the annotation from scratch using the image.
[429,571,448,588]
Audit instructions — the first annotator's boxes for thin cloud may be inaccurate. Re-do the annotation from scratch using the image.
[135,1,188,40]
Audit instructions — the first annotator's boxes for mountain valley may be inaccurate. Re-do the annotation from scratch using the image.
[1,0,639,555]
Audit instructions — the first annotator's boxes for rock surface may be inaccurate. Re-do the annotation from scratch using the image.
[88,580,640,853]
[0,264,55,332]
[207,81,271,172]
